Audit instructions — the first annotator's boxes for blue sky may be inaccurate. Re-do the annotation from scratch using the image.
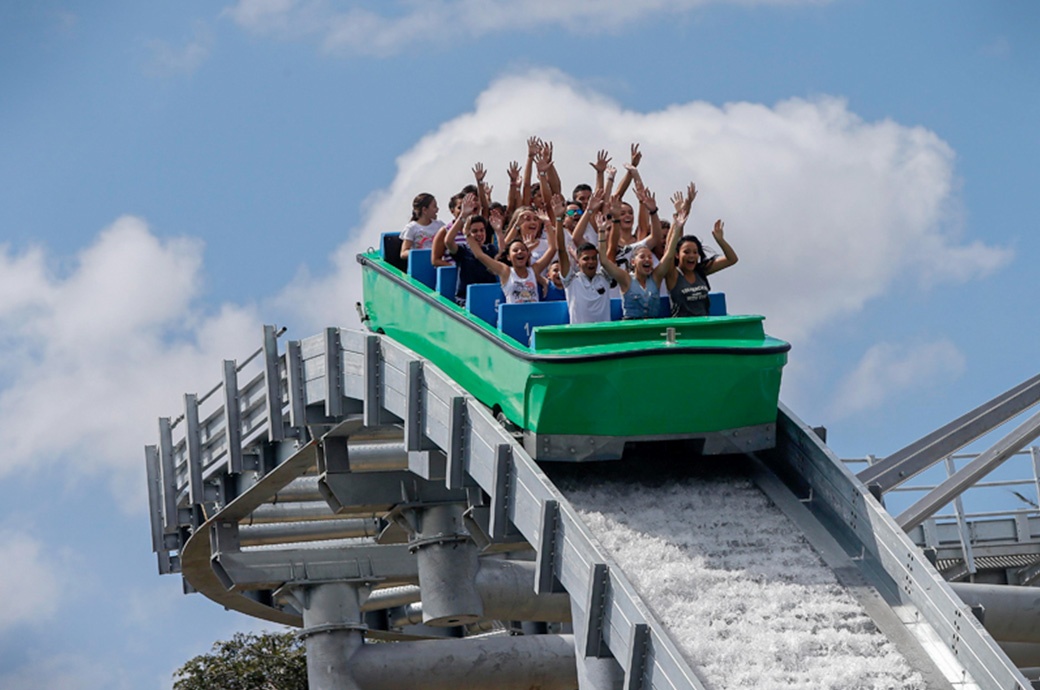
[1,1,1038,687]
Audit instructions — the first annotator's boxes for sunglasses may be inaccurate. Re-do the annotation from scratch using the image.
[565,208,583,218]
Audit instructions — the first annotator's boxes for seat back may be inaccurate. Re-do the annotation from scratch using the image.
[498,301,570,347]
[407,249,436,289]
[466,283,505,326]
[709,292,727,316]
[436,266,458,301]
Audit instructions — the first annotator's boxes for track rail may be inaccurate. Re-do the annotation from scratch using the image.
[146,326,1030,689]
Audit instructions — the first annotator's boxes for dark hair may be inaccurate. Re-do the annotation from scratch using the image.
[675,235,714,287]
[566,199,585,211]
[449,192,464,213]
[411,193,435,222]
[468,215,488,230]
[572,183,592,197]
[576,242,598,255]
[489,201,506,214]
[459,183,478,196]
[497,238,529,265]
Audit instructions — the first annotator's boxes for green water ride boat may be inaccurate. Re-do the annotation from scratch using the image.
[357,248,789,461]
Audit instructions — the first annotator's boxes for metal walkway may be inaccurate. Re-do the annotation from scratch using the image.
[146,326,1033,689]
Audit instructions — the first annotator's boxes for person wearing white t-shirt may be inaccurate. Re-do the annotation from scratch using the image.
[466,217,558,304]
[400,193,445,261]
[552,195,612,325]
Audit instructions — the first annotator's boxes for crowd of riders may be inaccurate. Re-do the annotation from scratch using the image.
[398,137,738,324]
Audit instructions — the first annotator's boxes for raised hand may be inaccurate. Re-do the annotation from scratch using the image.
[482,181,493,200]
[685,182,698,214]
[472,162,486,183]
[712,219,725,242]
[674,208,689,229]
[587,188,606,213]
[535,151,553,174]
[624,163,644,192]
[635,186,657,214]
[489,212,504,234]
[605,165,617,180]
[507,161,521,185]
[541,140,554,164]
[527,136,542,158]
[671,190,685,215]
[461,192,479,216]
[590,149,611,173]
[630,143,642,167]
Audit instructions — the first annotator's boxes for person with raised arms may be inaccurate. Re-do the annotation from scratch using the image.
[444,193,499,306]
[552,194,613,324]
[466,207,558,304]
[662,187,739,317]
[599,186,690,320]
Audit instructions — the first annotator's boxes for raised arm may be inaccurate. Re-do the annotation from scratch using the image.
[522,136,540,206]
[472,163,490,218]
[572,188,605,246]
[627,164,652,240]
[534,150,556,211]
[705,220,738,274]
[612,143,642,200]
[501,208,522,246]
[446,193,479,254]
[634,184,662,250]
[466,234,511,281]
[532,216,558,276]
[604,195,624,260]
[653,208,687,284]
[552,194,572,278]
[506,160,521,221]
[600,208,630,289]
[590,149,610,193]
[541,140,562,196]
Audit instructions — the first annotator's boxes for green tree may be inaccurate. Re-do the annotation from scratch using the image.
[173,630,307,690]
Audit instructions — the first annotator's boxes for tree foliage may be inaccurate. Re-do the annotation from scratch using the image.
[173,630,307,690]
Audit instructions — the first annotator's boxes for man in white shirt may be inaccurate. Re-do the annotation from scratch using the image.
[553,196,612,324]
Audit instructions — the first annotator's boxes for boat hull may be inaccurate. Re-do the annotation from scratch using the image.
[359,252,789,461]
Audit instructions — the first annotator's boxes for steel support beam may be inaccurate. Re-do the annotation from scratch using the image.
[211,543,418,591]
[951,583,1040,644]
[350,634,578,690]
[409,504,482,626]
[897,408,1040,531]
[262,324,285,443]
[859,372,1040,493]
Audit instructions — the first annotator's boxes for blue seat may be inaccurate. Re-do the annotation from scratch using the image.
[658,295,671,318]
[498,301,569,347]
[544,284,566,302]
[709,291,727,316]
[466,284,504,326]
[407,249,436,289]
[436,266,458,301]
[610,298,622,321]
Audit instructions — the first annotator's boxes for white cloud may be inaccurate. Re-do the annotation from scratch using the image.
[830,339,967,417]
[144,22,214,76]
[0,529,62,632]
[274,69,1011,343]
[1,71,1010,509]
[224,0,831,56]
[0,217,261,506]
